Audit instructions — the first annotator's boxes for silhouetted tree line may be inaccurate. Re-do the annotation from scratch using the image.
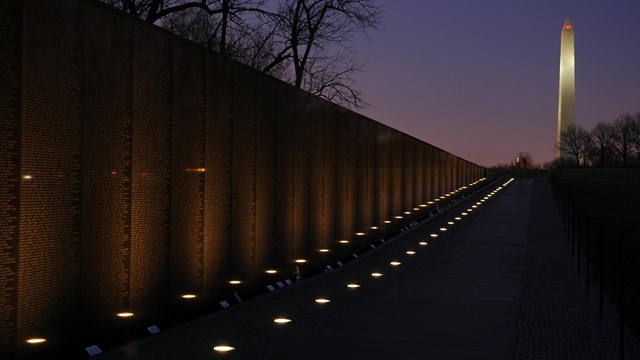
[556,112,640,168]
[100,0,382,108]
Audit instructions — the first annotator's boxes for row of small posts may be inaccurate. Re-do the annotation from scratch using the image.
[549,174,632,360]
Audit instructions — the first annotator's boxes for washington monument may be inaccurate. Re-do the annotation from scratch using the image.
[557,17,575,157]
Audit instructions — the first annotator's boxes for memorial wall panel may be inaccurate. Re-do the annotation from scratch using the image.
[130,23,172,316]
[414,140,424,206]
[390,132,402,220]
[0,0,20,354]
[365,120,378,229]
[293,92,311,261]
[358,115,374,233]
[421,144,430,203]
[171,40,205,296]
[439,152,448,195]
[431,146,440,198]
[81,5,132,327]
[334,106,351,244]
[309,98,325,253]
[203,55,233,298]
[17,0,83,354]
[379,126,393,224]
[255,75,277,274]
[322,104,337,254]
[346,111,359,244]
[275,83,295,267]
[403,135,414,211]
[231,67,257,283]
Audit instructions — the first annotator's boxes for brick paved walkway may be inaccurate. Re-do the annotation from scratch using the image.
[513,178,640,360]
[97,178,640,360]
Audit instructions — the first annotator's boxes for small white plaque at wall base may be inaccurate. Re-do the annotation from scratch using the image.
[233,292,242,303]
[352,253,358,258]
[220,300,230,309]
[85,345,102,357]
[285,279,293,285]
[326,265,333,271]
[380,239,385,243]
[337,261,343,267]
[147,325,160,334]
[267,285,276,292]
[276,281,285,288]
[370,244,375,249]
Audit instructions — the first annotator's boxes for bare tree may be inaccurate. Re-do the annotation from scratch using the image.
[589,121,617,167]
[268,0,382,108]
[557,125,591,167]
[611,113,635,167]
[101,0,218,24]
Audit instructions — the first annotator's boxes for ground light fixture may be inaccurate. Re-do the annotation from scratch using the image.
[390,261,401,266]
[447,221,454,225]
[295,259,307,263]
[370,226,378,230]
[319,249,330,253]
[406,250,416,255]
[430,234,438,238]
[440,227,447,231]
[26,338,46,344]
[273,318,292,324]
[419,242,428,246]
[384,220,391,224]
[461,212,468,216]
[347,283,361,288]
[117,312,134,318]
[455,217,461,221]
[371,272,383,277]
[265,269,278,274]
[404,211,411,215]
[413,207,420,211]
[213,345,235,352]
[339,240,350,244]
[229,280,242,285]
[356,232,365,236]
[181,294,197,299]
[315,298,331,304]
[395,216,403,219]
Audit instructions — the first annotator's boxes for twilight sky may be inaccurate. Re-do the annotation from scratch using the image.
[351,0,640,167]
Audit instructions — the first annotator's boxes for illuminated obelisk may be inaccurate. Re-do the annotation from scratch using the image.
[557,17,575,157]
